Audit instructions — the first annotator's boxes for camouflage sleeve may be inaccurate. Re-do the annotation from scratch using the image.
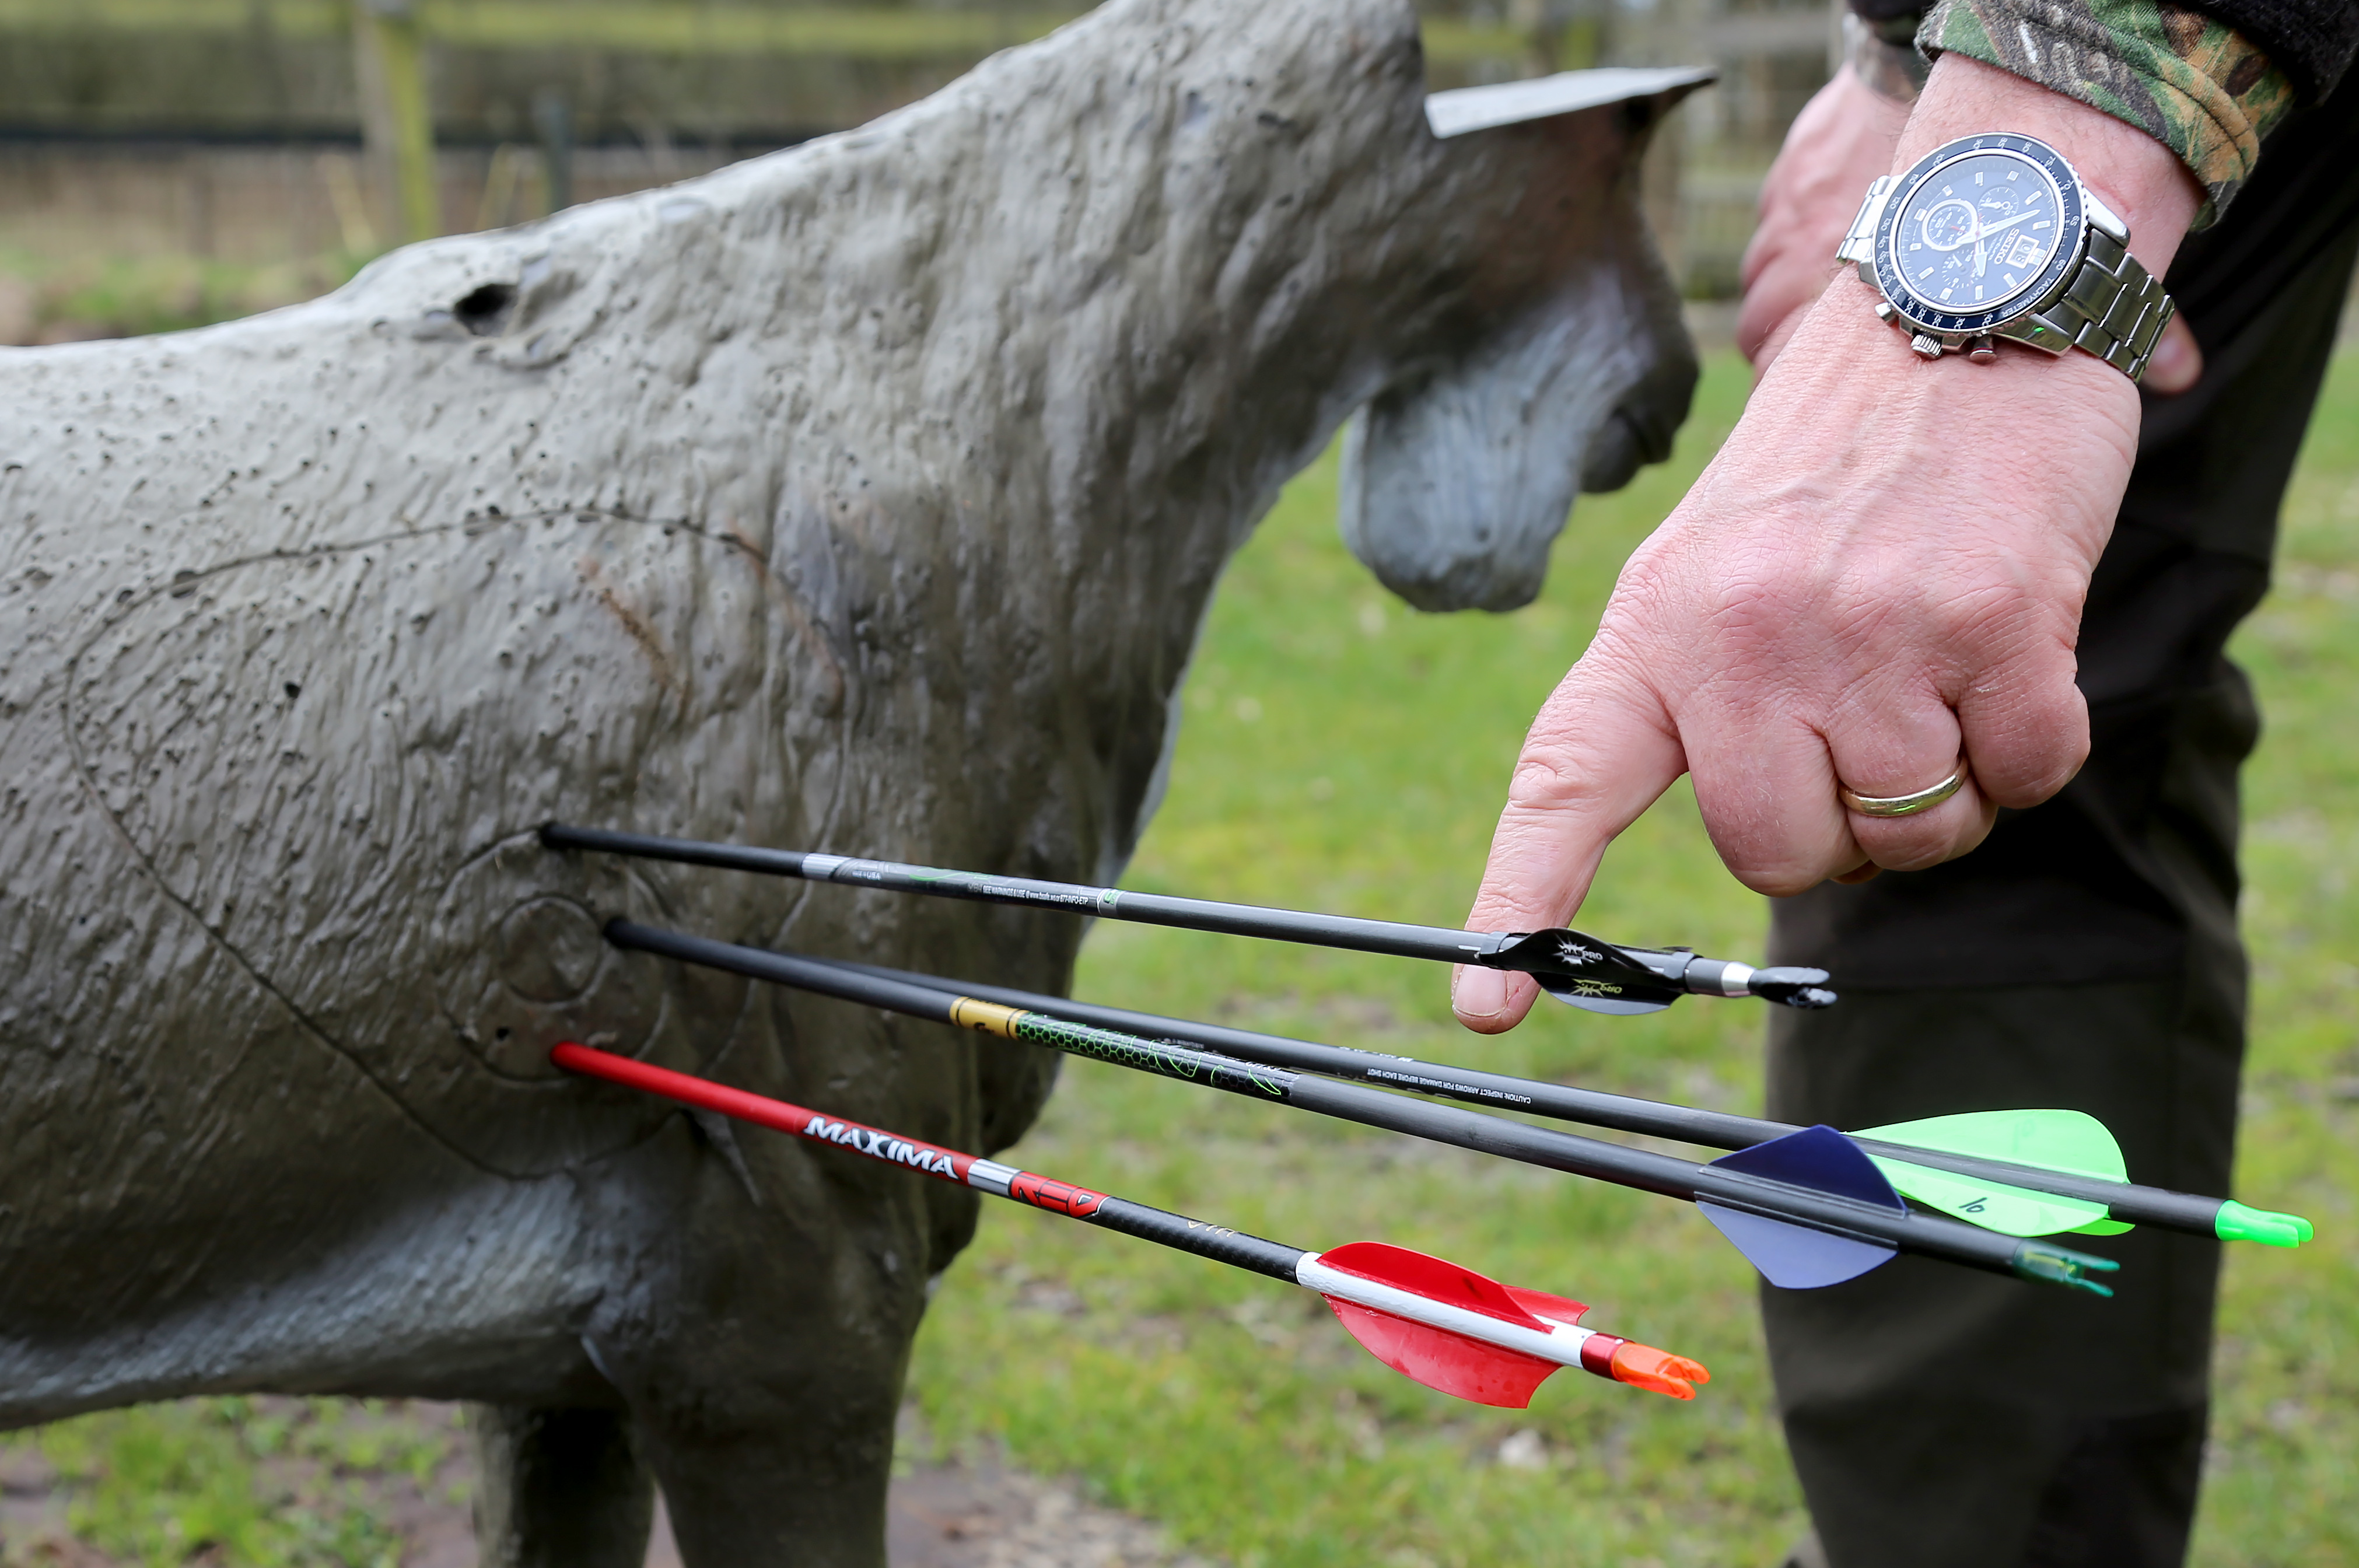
[1919,0,2296,225]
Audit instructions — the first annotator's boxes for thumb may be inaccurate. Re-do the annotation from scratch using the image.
[1454,659,1687,1033]
[2140,313,2203,396]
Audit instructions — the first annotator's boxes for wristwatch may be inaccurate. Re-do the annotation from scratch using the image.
[1836,132,2176,381]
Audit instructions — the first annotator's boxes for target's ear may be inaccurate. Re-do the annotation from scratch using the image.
[1423,65,1716,140]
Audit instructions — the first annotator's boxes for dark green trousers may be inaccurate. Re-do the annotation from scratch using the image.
[1763,974,2238,1567]
[1761,88,2359,1568]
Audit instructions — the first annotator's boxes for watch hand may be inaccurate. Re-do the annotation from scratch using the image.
[1976,208,2044,238]
[1973,221,1987,278]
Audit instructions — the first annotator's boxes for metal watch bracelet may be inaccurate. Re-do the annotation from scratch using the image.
[1838,173,2175,381]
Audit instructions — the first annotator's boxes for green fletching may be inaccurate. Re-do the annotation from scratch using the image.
[1858,1109,2128,1181]
[2215,1200,2314,1248]
[1870,1156,2115,1238]
[2070,1216,2137,1236]
[1859,1111,2131,1238]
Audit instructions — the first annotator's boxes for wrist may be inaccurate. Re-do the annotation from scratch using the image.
[1763,273,2138,561]
[1897,55,2199,276]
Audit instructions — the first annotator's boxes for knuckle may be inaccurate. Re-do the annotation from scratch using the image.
[1505,746,1606,817]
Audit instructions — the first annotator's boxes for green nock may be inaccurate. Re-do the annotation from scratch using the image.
[2215,1200,2314,1248]
[2010,1241,2120,1297]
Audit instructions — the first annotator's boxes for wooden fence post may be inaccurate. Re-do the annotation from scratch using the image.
[352,0,439,243]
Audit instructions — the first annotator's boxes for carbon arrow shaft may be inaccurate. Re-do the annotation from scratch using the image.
[549,1041,1707,1403]
[603,921,2115,1294]
[797,953,2240,1240]
[541,822,1832,1010]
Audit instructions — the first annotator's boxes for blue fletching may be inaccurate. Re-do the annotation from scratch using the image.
[1698,1202,1898,1289]
[1709,1125,1907,1211]
[1698,1126,1909,1288]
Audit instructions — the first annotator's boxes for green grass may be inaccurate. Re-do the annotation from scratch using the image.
[903,349,2359,1567]
[7,354,2353,1562]
[2184,356,2359,1567]
[5,1399,453,1566]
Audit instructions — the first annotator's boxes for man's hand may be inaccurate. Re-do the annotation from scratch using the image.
[1737,66,1909,370]
[1454,57,2203,1033]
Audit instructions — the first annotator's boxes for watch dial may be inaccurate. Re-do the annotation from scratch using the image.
[1893,150,2066,314]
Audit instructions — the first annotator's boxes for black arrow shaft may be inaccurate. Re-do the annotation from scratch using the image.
[603,922,2110,1292]
[804,954,2227,1238]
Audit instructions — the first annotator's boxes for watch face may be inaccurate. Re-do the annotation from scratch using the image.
[1874,135,2085,335]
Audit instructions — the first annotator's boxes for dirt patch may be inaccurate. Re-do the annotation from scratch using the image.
[0,1401,1214,1568]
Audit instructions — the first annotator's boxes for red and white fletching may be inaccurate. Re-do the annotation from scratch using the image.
[551,1043,1707,1409]
[1298,1242,1706,1407]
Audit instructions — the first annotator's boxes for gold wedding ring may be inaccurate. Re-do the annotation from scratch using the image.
[1838,764,1969,819]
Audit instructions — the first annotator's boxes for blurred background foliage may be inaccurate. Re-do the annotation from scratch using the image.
[0,0,1833,342]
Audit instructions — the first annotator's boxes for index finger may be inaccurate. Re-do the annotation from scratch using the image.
[1454,657,1688,1033]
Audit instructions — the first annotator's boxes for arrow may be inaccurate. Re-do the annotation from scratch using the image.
[538,822,1835,1015]
[603,921,2123,1296]
[785,953,2312,1250]
[549,1041,1710,1407]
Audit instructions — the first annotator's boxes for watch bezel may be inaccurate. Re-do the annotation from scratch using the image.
[1872,134,2085,337]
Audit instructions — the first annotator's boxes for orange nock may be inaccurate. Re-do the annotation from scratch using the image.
[1609,1340,1712,1401]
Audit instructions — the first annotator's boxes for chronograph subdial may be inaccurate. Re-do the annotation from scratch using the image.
[1919,198,1979,251]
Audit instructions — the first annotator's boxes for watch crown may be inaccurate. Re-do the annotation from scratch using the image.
[1874,301,1897,324]
[1910,334,1943,360]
